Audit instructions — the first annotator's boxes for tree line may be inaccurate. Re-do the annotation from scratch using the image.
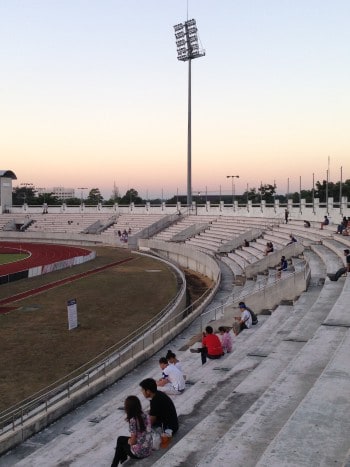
[11,179,350,206]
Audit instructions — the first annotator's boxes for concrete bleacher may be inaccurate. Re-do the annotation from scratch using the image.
[152,215,217,242]
[1,214,350,466]
[0,213,113,234]
[0,212,169,238]
[220,255,244,277]
[103,213,166,238]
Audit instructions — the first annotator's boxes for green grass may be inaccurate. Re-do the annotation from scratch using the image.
[0,253,29,265]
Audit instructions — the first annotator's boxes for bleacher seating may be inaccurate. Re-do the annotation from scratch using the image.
[1,213,350,466]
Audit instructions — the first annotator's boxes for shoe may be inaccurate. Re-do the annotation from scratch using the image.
[190,348,199,353]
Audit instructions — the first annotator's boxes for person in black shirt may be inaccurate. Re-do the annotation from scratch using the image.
[140,378,179,434]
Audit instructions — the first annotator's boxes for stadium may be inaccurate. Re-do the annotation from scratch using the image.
[1,168,350,466]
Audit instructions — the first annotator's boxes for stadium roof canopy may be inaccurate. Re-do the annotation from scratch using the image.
[0,170,17,179]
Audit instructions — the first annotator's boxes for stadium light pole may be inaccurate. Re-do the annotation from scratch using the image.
[174,18,205,207]
[226,175,239,210]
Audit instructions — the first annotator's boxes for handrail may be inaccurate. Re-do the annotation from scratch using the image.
[198,258,310,327]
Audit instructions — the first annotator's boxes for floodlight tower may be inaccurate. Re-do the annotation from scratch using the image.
[174,19,205,206]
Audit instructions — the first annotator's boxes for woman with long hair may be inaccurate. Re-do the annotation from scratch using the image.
[111,395,152,466]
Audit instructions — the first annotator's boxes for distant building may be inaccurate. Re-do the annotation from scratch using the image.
[0,169,17,213]
[37,187,75,200]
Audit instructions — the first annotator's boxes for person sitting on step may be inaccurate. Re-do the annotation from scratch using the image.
[156,357,185,395]
[190,326,223,365]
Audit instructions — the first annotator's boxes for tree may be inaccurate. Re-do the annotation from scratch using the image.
[120,188,143,205]
[240,187,260,204]
[85,188,103,205]
[36,193,60,205]
[65,197,82,206]
[12,186,36,205]
[257,184,276,204]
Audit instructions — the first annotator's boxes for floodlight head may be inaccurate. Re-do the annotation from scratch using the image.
[173,18,205,62]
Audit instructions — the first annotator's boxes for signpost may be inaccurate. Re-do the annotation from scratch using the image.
[67,298,78,330]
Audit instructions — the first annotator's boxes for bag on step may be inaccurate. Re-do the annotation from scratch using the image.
[151,430,161,450]
[248,308,258,325]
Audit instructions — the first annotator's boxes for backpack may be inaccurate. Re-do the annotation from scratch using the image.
[247,308,258,325]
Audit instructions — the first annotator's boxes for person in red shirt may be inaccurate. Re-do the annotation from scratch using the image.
[190,326,223,364]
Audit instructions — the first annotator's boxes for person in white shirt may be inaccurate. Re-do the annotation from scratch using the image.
[166,350,183,372]
[235,303,252,332]
[166,349,186,380]
[157,357,185,395]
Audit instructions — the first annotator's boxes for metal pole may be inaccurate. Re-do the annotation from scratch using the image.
[326,169,329,216]
[232,178,234,209]
[340,166,343,215]
[187,59,192,206]
[312,172,315,214]
[246,183,249,211]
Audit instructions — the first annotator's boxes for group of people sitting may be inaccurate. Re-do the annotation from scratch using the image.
[191,302,258,365]
[111,349,188,465]
[111,373,181,465]
[111,303,259,465]
[156,351,186,395]
[117,228,131,243]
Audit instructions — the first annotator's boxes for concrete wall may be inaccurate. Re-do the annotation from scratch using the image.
[245,242,305,279]
[224,261,311,320]
[0,230,116,247]
[5,197,350,221]
[0,177,13,213]
[138,239,221,282]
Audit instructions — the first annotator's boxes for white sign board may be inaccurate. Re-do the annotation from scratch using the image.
[67,298,78,330]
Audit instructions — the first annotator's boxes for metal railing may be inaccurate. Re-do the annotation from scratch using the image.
[198,258,310,330]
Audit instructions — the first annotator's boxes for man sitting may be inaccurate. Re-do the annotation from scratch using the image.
[235,303,253,332]
[287,234,297,244]
[190,325,223,364]
[140,378,179,434]
[277,255,288,277]
[156,357,185,395]
[320,215,329,230]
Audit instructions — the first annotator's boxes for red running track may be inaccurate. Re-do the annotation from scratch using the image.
[0,242,92,275]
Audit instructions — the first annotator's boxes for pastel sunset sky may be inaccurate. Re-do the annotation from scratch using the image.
[1,0,349,200]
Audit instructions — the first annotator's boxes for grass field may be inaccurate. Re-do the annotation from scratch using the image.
[0,246,212,412]
[0,253,29,265]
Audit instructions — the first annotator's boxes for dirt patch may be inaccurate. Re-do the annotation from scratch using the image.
[184,268,214,303]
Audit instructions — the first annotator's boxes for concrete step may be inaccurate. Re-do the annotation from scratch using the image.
[257,326,350,467]
[197,323,346,467]
[310,243,344,273]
